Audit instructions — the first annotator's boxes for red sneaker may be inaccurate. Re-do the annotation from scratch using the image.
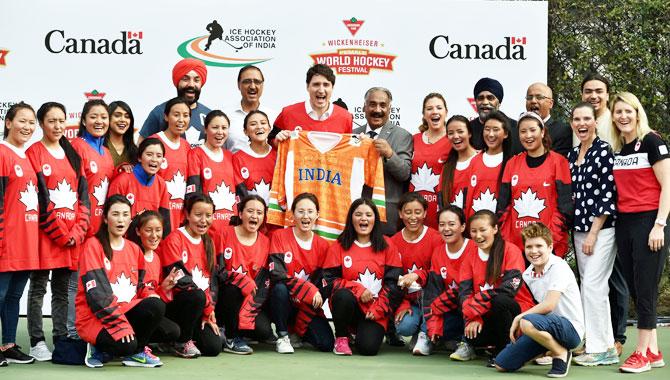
[619,351,651,373]
[333,337,352,356]
[646,348,665,368]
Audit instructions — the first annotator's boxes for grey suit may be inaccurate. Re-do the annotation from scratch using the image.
[353,121,413,236]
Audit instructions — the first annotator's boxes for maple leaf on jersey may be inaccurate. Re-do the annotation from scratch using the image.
[450,189,464,209]
[448,280,458,290]
[513,188,546,219]
[479,282,494,292]
[209,183,236,211]
[19,180,39,212]
[49,179,77,210]
[166,170,186,200]
[250,178,271,204]
[356,268,382,297]
[407,264,421,274]
[294,269,309,281]
[232,265,248,276]
[472,188,497,213]
[192,265,210,291]
[92,177,109,207]
[410,163,439,192]
[185,126,204,147]
[110,272,137,304]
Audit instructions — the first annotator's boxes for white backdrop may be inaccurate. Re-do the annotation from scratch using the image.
[2,0,547,314]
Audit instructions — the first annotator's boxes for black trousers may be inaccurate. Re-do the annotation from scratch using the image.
[331,288,385,356]
[466,294,521,355]
[608,254,629,343]
[95,297,164,356]
[216,283,273,341]
[269,282,334,351]
[165,288,221,356]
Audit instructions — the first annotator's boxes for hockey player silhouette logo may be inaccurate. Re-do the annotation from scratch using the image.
[205,20,223,51]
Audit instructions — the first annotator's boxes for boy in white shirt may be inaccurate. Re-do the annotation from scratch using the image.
[494,223,584,377]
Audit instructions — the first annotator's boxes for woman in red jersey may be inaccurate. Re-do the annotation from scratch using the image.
[450,210,534,366]
[0,102,40,366]
[323,198,403,356]
[26,102,90,361]
[465,111,512,219]
[439,115,478,215]
[151,97,191,230]
[268,192,334,354]
[399,205,475,356]
[609,93,670,373]
[105,101,138,171]
[217,195,273,355]
[157,193,221,358]
[496,112,573,257]
[409,93,452,229]
[108,138,171,235]
[76,195,163,368]
[186,110,235,233]
[127,211,180,346]
[390,192,441,354]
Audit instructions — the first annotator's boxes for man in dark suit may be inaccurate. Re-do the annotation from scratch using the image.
[525,82,572,157]
[469,77,521,154]
[353,87,413,237]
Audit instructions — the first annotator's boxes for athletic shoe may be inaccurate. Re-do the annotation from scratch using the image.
[333,337,352,356]
[573,348,619,366]
[412,332,432,356]
[289,333,303,349]
[0,351,8,367]
[646,348,665,368]
[276,335,294,354]
[547,351,572,378]
[619,351,651,373]
[3,345,35,364]
[223,337,253,355]
[85,343,103,368]
[535,355,553,365]
[386,332,405,347]
[486,356,497,368]
[29,341,52,362]
[174,340,201,358]
[122,346,163,367]
[450,341,476,361]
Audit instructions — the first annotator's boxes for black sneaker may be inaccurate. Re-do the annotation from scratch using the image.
[3,345,35,364]
[547,351,572,378]
[0,350,8,367]
[487,356,497,368]
[385,332,405,347]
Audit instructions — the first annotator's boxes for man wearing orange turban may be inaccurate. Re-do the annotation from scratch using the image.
[139,58,212,147]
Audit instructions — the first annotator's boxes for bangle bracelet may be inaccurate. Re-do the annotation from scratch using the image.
[655,218,668,227]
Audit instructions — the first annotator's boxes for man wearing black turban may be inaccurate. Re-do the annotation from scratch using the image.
[469,77,521,154]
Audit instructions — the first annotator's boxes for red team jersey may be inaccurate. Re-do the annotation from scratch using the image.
[158,227,216,319]
[219,225,270,281]
[410,133,452,228]
[186,145,237,233]
[109,171,170,221]
[465,152,503,219]
[27,142,90,270]
[76,238,151,343]
[233,145,277,206]
[71,138,115,237]
[323,238,402,329]
[152,132,190,230]
[459,242,534,325]
[0,142,40,271]
[274,102,353,134]
[440,154,476,212]
[499,152,571,257]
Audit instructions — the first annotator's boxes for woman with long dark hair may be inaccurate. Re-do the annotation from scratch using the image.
[439,115,478,214]
[409,93,452,229]
[76,195,164,368]
[496,112,573,257]
[0,102,40,366]
[105,100,138,171]
[26,102,90,361]
[322,198,403,356]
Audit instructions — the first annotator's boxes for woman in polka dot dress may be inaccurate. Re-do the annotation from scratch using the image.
[567,102,619,367]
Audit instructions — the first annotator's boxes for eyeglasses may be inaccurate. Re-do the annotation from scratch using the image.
[240,79,264,86]
[525,95,550,101]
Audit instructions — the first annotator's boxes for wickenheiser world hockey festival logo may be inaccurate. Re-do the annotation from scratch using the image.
[177,20,278,67]
[310,17,396,75]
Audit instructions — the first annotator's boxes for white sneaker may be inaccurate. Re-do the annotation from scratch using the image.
[276,335,294,354]
[412,332,432,356]
[450,341,476,361]
[29,341,52,362]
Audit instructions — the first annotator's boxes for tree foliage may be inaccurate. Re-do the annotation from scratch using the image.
[548,0,670,140]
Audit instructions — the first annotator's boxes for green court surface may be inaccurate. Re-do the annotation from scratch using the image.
[3,319,669,380]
